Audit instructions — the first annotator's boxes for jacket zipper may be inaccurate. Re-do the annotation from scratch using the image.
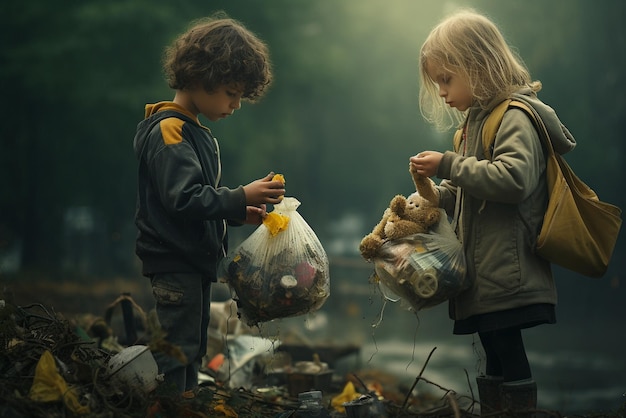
[213,136,228,258]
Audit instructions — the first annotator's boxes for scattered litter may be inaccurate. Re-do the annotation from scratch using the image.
[1,294,575,417]
[107,345,161,393]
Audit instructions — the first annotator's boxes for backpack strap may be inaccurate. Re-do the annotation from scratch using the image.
[481,99,513,160]
[453,98,539,160]
[507,100,537,126]
[453,99,513,157]
[453,127,463,153]
[507,99,550,154]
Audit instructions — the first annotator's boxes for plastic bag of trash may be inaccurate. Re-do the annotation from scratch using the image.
[373,209,468,311]
[220,197,330,327]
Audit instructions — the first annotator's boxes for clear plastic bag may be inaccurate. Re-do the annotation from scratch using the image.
[373,209,469,311]
[220,197,330,327]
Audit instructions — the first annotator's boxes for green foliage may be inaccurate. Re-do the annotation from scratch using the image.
[1,0,624,277]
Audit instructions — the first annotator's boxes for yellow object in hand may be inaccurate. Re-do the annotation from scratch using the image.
[272,173,285,201]
[272,173,285,184]
[263,174,288,235]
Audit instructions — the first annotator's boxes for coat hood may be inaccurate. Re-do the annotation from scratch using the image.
[133,102,204,156]
[510,88,576,156]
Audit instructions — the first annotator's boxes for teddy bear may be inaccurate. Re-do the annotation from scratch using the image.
[359,165,441,261]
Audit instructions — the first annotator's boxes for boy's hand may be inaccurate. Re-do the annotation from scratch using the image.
[243,172,286,206]
[243,204,267,225]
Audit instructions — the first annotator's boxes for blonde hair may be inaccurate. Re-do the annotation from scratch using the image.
[419,10,541,130]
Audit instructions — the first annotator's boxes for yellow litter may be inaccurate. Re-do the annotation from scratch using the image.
[263,211,290,236]
[262,173,289,236]
[29,350,90,415]
[331,381,362,413]
[214,399,238,417]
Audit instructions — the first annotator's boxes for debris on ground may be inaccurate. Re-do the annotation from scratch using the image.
[1,295,620,418]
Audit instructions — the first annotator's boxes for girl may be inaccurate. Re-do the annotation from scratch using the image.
[410,10,576,417]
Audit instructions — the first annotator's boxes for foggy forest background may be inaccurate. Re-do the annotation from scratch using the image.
[1,1,624,324]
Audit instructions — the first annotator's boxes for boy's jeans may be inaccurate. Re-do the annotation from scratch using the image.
[150,272,212,394]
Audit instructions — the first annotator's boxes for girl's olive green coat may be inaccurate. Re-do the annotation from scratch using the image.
[436,89,576,321]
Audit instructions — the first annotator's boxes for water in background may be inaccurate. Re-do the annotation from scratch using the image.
[273,261,626,415]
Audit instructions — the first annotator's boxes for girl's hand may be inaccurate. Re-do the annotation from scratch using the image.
[243,204,267,225]
[410,151,443,178]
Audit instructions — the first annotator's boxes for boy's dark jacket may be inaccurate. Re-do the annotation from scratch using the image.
[133,102,247,278]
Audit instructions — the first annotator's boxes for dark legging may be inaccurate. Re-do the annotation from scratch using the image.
[478,327,531,382]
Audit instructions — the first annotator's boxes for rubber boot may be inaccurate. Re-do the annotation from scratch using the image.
[501,380,537,418]
[476,375,503,416]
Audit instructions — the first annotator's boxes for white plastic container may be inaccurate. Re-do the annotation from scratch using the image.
[107,345,159,393]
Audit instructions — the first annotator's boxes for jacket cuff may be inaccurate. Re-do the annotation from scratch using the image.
[437,150,456,180]
[228,185,247,220]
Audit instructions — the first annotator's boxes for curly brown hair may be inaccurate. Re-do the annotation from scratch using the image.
[163,14,272,101]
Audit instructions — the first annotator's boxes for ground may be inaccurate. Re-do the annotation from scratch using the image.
[0,276,623,417]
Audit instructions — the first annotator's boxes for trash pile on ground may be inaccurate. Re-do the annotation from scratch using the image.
[0,294,589,418]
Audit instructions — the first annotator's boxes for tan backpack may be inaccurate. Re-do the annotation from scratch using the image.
[452,99,622,277]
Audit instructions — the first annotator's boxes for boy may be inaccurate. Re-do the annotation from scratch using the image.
[133,15,285,395]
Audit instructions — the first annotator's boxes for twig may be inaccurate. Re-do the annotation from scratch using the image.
[464,368,479,414]
[446,391,461,418]
[415,375,454,393]
[401,346,437,411]
[351,372,370,393]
